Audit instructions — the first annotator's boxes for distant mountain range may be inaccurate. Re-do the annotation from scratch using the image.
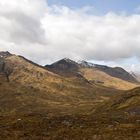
[46,57,139,90]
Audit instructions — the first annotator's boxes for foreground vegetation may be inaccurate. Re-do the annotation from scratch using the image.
[0,113,139,140]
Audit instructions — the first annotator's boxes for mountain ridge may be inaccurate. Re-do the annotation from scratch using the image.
[46,58,138,83]
[45,58,139,90]
[78,60,138,83]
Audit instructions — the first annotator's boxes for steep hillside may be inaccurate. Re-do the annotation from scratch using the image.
[0,52,119,116]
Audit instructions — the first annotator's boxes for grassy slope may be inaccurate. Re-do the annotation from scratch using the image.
[80,68,138,90]
[95,87,140,115]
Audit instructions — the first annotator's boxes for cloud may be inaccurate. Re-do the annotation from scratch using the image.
[42,8,140,61]
[0,0,140,72]
[0,0,47,44]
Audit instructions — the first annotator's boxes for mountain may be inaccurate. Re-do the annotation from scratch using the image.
[46,58,138,90]
[0,52,119,116]
[79,60,138,83]
[46,58,79,76]
[0,52,140,139]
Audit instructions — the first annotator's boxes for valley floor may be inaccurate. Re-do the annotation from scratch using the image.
[0,113,140,140]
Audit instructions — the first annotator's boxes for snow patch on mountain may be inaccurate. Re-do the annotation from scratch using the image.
[78,60,95,68]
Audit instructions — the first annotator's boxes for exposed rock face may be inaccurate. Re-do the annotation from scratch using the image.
[0,52,13,81]
[0,51,12,73]
[0,58,4,73]
[0,51,12,58]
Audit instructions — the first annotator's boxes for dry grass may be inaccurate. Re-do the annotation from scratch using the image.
[80,68,138,90]
[0,113,139,140]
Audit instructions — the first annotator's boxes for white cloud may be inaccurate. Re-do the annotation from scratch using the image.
[0,0,140,72]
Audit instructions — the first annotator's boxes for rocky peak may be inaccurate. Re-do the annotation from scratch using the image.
[54,58,78,65]
[45,58,80,76]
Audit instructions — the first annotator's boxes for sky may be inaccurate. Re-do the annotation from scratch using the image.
[48,0,140,15]
[0,0,140,73]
